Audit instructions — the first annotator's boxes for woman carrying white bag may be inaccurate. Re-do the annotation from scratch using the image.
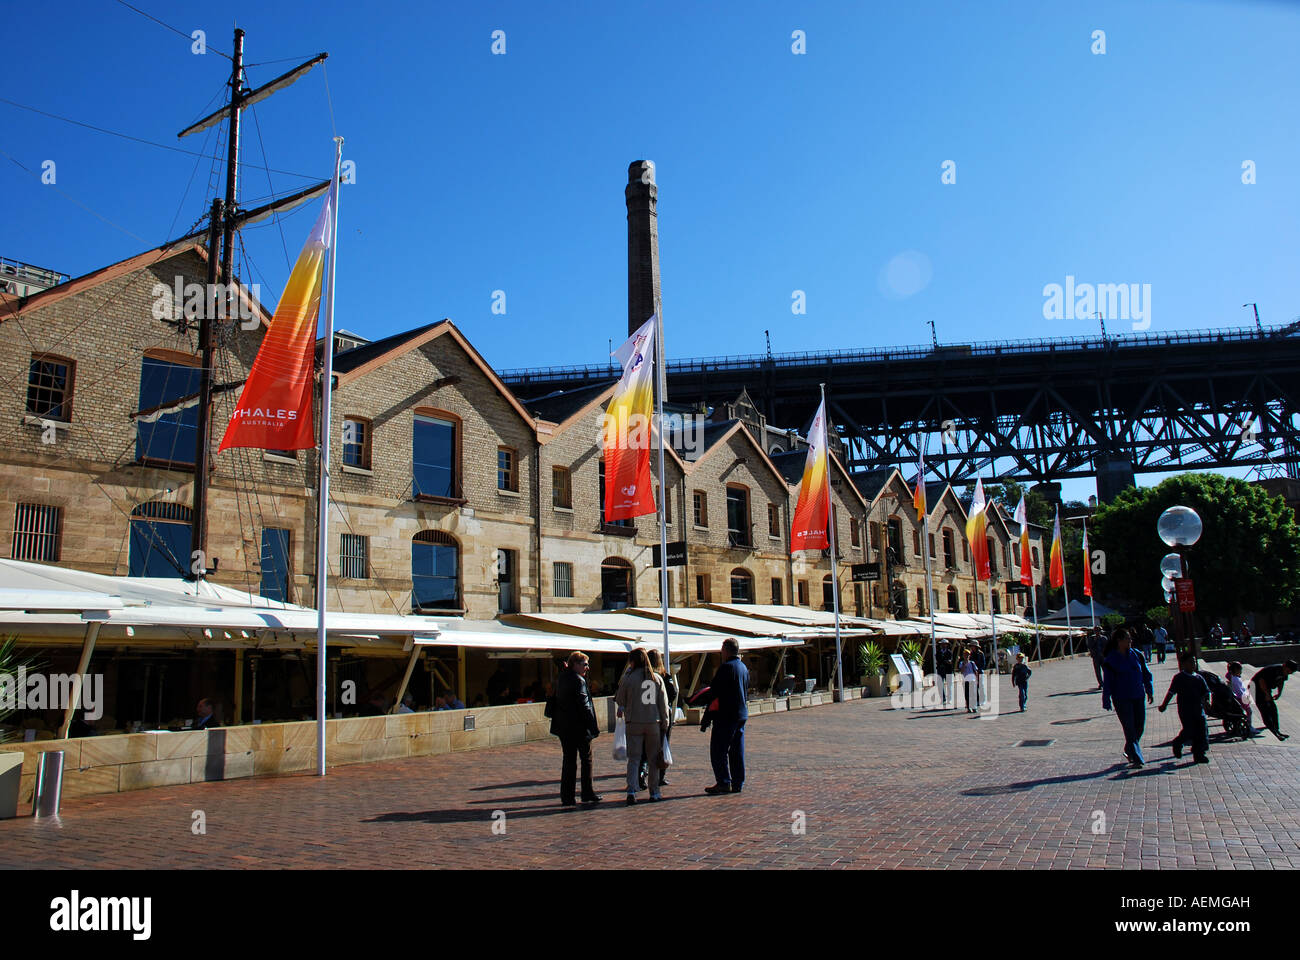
[614,647,670,806]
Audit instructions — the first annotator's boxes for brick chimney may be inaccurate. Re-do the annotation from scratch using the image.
[625,160,661,338]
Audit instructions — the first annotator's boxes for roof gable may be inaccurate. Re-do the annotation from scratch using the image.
[687,420,790,490]
[333,320,538,435]
[0,239,272,328]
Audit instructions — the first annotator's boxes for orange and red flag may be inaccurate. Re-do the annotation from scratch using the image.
[219,184,334,452]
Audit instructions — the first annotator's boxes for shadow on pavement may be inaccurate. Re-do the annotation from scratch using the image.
[1050,717,1094,725]
[365,794,697,825]
[962,763,1130,796]
[469,773,623,792]
[1048,690,1100,698]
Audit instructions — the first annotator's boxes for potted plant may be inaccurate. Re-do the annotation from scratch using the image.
[858,640,887,697]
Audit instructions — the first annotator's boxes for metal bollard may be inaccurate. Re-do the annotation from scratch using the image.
[32,750,63,819]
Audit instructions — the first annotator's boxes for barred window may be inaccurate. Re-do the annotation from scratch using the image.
[341,534,368,579]
[13,503,62,561]
[553,561,573,598]
[27,356,74,422]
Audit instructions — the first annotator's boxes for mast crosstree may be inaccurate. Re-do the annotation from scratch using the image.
[173,28,328,580]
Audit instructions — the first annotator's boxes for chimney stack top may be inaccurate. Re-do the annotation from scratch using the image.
[628,160,656,185]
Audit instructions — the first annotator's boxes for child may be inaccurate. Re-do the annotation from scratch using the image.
[1225,661,1256,736]
[1158,652,1211,763]
[1011,653,1032,712]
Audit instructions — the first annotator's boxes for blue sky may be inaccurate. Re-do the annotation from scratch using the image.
[3,0,1297,498]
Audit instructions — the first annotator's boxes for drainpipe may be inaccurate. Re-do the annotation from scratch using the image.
[533,441,543,612]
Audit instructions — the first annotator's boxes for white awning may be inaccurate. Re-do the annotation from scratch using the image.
[503,610,801,653]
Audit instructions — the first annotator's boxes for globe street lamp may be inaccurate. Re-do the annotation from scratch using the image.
[1158,505,1202,659]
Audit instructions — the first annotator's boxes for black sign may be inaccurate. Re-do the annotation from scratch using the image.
[651,540,687,567]
[851,563,881,582]
[1005,582,1030,596]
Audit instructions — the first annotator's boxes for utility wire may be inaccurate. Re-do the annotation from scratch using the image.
[0,97,319,180]
[0,146,148,243]
[112,0,230,59]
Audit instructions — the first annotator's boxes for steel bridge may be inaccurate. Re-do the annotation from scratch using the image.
[500,325,1300,496]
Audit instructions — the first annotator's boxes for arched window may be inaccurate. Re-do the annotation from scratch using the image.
[412,530,460,612]
[947,586,960,612]
[129,502,193,578]
[601,557,634,609]
[730,567,754,604]
[992,592,1001,614]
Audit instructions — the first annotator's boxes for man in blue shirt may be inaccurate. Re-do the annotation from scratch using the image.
[1102,627,1155,768]
[703,638,750,795]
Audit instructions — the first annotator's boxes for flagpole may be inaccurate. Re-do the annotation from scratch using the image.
[918,436,938,708]
[654,301,669,672]
[1083,516,1097,633]
[1062,551,1074,658]
[1031,587,1042,663]
[315,137,343,777]
[821,384,844,702]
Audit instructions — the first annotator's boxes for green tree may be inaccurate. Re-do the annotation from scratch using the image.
[1091,473,1300,624]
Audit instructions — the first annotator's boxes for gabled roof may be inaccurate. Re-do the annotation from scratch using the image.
[849,468,896,503]
[768,446,868,508]
[928,483,968,524]
[531,382,689,472]
[331,320,537,433]
[687,420,793,491]
[0,237,272,327]
[522,380,618,424]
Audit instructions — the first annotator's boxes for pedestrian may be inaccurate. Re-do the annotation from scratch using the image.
[1086,627,1105,688]
[935,639,953,708]
[969,643,987,707]
[614,647,669,805]
[1250,659,1298,742]
[1225,661,1256,736]
[703,637,749,795]
[959,649,981,713]
[1101,627,1155,768]
[1238,623,1252,647]
[1138,622,1155,662]
[1011,653,1032,712]
[638,648,677,791]
[1158,652,1211,763]
[1152,622,1168,664]
[548,651,602,807]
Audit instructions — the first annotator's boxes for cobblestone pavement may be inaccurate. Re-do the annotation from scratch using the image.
[3,655,1298,869]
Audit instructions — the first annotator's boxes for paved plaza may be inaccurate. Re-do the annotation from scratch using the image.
[3,654,1298,870]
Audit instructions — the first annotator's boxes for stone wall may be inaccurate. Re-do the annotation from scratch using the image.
[0,697,600,808]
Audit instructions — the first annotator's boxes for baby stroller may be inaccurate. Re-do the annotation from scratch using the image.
[1199,670,1249,740]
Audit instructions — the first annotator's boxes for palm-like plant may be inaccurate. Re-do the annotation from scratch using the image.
[858,640,886,678]
[898,639,924,666]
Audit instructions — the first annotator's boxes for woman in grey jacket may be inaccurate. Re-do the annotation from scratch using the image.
[615,648,670,805]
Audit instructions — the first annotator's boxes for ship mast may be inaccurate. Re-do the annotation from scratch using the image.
[174,29,328,580]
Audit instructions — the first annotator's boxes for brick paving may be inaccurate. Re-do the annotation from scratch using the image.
[3,655,1298,869]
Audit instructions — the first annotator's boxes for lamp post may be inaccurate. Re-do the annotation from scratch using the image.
[1157,506,1202,661]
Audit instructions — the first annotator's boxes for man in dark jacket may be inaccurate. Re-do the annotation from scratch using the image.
[550,652,602,806]
[1251,659,1298,742]
[704,638,750,795]
[934,640,953,707]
